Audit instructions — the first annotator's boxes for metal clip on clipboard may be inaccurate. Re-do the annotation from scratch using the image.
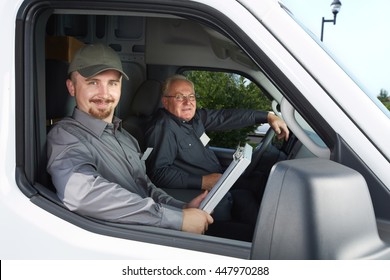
[233,145,245,161]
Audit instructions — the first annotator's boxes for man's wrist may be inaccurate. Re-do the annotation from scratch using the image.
[267,111,276,123]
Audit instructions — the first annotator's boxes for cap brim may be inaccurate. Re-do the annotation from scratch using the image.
[78,64,129,80]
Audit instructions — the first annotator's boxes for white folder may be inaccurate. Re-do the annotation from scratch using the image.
[199,143,253,214]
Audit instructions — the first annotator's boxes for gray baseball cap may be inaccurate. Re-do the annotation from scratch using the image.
[68,43,129,80]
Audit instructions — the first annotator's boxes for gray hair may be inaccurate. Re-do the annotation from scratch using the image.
[162,74,195,96]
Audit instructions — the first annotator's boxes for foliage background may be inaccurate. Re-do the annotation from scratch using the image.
[184,71,271,148]
[378,89,390,110]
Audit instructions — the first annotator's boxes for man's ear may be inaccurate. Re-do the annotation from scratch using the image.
[161,97,168,109]
[66,79,75,96]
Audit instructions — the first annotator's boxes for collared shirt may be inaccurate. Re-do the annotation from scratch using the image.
[145,108,268,189]
[47,108,185,230]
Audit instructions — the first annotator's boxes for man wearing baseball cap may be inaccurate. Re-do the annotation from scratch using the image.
[47,44,213,234]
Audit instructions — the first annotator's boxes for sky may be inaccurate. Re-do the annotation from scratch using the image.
[281,0,390,98]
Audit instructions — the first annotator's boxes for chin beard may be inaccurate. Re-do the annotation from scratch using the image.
[89,108,112,120]
[88,97,115,120]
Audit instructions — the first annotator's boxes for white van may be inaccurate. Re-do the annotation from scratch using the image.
[1,0,390,259]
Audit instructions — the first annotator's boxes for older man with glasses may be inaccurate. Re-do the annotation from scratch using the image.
[144,74,289,241]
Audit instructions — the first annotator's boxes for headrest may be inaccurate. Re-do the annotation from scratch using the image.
[45,36,83,125]
[130,80,162,116]
[46,60,76,125]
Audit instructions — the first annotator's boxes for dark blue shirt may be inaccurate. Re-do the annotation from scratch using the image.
[145,108,268,189]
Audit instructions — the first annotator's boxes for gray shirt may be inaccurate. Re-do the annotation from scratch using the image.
[47,108,185,230]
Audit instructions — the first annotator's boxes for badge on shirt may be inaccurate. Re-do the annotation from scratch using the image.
[141,147,153,161]
[200,132,210,147]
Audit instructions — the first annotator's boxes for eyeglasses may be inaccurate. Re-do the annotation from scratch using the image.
[164,94,196,102]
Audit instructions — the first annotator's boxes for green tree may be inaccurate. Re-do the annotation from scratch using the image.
[378,89,388,102]
[378,88,390,110]
[183,71,271,148]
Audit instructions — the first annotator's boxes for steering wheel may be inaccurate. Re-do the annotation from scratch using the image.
[243,127,275,176]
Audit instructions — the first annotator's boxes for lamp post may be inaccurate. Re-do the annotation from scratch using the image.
[320,0,342,41]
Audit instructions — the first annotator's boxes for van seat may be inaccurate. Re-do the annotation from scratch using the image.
[122,80,162,150]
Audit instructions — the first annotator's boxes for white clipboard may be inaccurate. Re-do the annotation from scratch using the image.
[199,143,253,214]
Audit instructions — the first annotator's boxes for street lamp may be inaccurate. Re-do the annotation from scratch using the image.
[320,0,342,41]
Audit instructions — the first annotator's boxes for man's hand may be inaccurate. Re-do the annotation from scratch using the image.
[267,112,290,141]
[182,208,214,234]
[185,190,208,208]
[201,173,222,191]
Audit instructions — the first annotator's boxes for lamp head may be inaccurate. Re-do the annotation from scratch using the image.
[331,0,342,16]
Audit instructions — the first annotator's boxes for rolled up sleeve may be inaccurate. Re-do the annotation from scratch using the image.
[47,123,184,230]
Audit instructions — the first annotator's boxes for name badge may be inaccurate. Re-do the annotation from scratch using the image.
[141,147,153,161]
[200,132,210,147]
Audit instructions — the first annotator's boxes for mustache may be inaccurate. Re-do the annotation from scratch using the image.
[89,97,115,103]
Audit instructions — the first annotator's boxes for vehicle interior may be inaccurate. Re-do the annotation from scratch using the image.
[15,1,390,259]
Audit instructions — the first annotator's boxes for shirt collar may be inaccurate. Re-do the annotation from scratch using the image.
[163,108,195,125]
[72,107,122,137]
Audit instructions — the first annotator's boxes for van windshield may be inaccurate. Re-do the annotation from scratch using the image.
[281,1,390,117]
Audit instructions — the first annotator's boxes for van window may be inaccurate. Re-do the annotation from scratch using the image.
[182,70,271,148]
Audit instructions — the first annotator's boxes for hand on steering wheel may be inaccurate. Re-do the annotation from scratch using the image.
[243,127,275,176]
